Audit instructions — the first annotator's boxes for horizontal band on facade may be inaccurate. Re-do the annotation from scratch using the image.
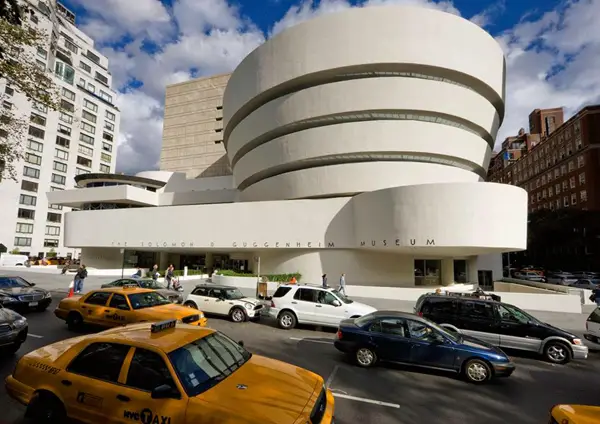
[224,63,505,142]
[231,110,493,167]
[237,152,487,191]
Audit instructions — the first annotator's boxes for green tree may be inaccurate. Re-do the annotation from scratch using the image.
[0,0,60,181]
[47,247,57,258]
[9,247,19,254]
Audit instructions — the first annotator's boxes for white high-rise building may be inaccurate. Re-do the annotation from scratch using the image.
[0,0,120,259]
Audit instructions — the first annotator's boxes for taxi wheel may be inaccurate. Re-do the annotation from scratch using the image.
[26,392,66,423]
[184,301,198,309]
[230,307,247,323]
[278,311,297,330]
[544,341,571,364]
[355,347,377,367]
[463,359,492,384]
[66,312,83,330]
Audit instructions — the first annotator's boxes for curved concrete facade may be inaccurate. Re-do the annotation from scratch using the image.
[51,6,527,288]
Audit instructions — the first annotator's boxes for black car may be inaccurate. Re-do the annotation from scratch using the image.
[414,292,588,364]
[334,311,515,384]
[0,276,52,312]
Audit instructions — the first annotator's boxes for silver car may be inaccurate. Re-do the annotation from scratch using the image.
[547,273,578,285]
[0,305,28,354]
[101,278,184,304]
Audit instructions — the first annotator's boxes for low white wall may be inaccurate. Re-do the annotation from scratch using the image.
[212,274,280,293]
[489,291,582,314]
[502,277,595,306]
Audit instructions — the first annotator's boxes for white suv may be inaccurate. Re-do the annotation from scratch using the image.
[183,284,263,323]
[268,284,377,329]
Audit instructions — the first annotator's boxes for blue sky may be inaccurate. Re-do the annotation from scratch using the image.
[58,0,600,174]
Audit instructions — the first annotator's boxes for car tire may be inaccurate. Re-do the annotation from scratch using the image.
[278,311,297,330]
[463,358,492,384]
[184,301,198,309]
[66,312,83,331]
[544,341,572,364]
[355,347,377,368]
[230,307,247,323]
[26,392,66,424]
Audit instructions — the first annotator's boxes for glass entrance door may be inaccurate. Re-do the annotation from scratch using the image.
[414,260,441,286]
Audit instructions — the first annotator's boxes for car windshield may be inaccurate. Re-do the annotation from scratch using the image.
[127,292,170,310]
[0,277,29,288]
[500,303,540,325]
[332,290,353,304]
[137,280,167,290]
[224,289,245,300]
[168,332,252,397]
[422,318,461,343]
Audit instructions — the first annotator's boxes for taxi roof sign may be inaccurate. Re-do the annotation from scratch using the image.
[151,319,177,333]
[122,283,139,289]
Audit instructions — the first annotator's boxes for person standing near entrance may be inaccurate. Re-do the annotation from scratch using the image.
[322,274,328,288]
[338,273,346,295]
[74,265,87,294]
[151,264,159,281]
[165,264,175,289]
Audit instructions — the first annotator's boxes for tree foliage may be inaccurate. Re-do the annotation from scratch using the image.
[0,0,60,181]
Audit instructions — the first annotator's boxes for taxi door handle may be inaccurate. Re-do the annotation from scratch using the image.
[61,380,72,386]
[81,306,87,309]
[291,301,297,304]
[315,305,322,308]
[116,394,130,402]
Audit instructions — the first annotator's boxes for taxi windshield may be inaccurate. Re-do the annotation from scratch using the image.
[224,288,245,300]
[127,292,170,310]
[168,332,251,397]
[137,280,167,290]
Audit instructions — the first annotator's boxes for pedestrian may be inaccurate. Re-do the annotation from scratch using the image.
[592,286,600,306]
[165,264,174,289]
[132,267,142,278]
[151,264,159,281]
[322,274,328,288]
[338,273,346,295]
[74,264,87,294]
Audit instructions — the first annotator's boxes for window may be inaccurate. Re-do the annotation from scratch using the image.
[562,181,568,191]
[103,132,113,142]
[95,72,108,86]
[55,149,69,160]
[19,194,36,206]
[571,193,577,205]
[569,177,576,189]
[18,208,34,221]
[100,164,110,173]
[56,135,70,148]
[77,156,92,167]
[82,110,97,123]
[83,99,98,112]
[44,239,59,248]
[45,226,60,236]
[57,124,71,136]
[5,86,14,96]
[3,100,12,109]
[16,223,33,234]
[21,180,38,192]
[62,87,75,101]
[47,212,61,223]
[59,111,73,124]
[99,91,113,103]
[50,186,63,191]
[28,126,45,139]
[52,174,67,185]
[35,59,45,70]
[554,169,560,179]
[79,61,91,73]
[581,190,588,202]
[568,161,575,172]
[406,320,446,343]
[76,168,90,175]
[23,166,40,178]
[78,145,93,156]
[36,47,47,59]
[109,293,129,309]
[101,153,111,163]
[563,196,569,207]
[27,139,43,152]
[579,173,586,185]
[25,153,42,165]
[81,121,95,134]
[105,110,115,121]
[60,99,75,112]
[548,186,553,197]
[578,156,585,168]
[369,318,406,337]
[87,83,95,93]
[555,183,561,194]
[86,50,101,64]
[14,237,31,247]
[49,203,63,210]
[64,38,78,54]
[126,349,176,392]
[102,142,112,152]
[30,113,46,126]
[458,301,494,320]
[560,165,567,175]
[79,133,94,145]
[67,342,129,383]
[104,121,114,132]
[52,161,67,172]
[55,61,75,84]
[294,288,317,302]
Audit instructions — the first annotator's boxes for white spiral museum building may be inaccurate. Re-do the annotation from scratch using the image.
[48,6,527,290]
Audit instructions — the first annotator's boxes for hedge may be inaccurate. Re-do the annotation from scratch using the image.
[216,269,302,283]
[145,269,205,278]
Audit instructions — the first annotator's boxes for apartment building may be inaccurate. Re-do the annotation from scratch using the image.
[160,73,231,179]
[0,0,120,258]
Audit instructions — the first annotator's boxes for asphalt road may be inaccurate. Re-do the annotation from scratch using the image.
[3,294,600,424]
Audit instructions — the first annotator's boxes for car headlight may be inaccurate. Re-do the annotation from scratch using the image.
[198,313,204,319]
[0,296,17,303]
[245,303,253,310]
[572,338,583,346]
[14,318,27,327]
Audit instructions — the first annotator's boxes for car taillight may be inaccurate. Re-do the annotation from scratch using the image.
[336,329,342,340]
[270,300,275,308]
[417,312,423,317]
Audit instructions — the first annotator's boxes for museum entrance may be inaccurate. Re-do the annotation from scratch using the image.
[414,259,468,286]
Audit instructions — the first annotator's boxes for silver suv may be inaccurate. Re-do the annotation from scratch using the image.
[0,304,28,354]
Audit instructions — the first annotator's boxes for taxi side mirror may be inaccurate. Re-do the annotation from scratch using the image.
[332,300,341,307]
[151,384,179,399]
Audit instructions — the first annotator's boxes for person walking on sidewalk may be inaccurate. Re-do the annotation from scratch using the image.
[165,264,175,289]
[74,264,87,294]
[322,274,328,288]
[338,273,346,295]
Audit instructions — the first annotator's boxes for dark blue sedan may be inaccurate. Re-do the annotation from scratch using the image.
[334,311,515,383]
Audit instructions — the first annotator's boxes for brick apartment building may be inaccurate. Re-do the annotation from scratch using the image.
[488,105,600,270]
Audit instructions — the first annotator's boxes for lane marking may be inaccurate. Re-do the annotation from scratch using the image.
[325,365,340,388]
[28,334,43,339]
[289,337,332,344]
[332,392,401,409]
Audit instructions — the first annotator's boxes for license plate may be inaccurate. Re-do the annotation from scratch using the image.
[29,302,38,307]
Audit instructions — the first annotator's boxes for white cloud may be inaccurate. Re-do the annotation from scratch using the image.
[77,0,600,173]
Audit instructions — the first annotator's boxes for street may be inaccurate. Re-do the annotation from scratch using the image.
[3,292,600,424]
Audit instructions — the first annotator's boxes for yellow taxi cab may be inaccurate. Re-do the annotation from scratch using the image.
[6,319,335,424]
[54,286,207,330]
[550,404,600,423]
